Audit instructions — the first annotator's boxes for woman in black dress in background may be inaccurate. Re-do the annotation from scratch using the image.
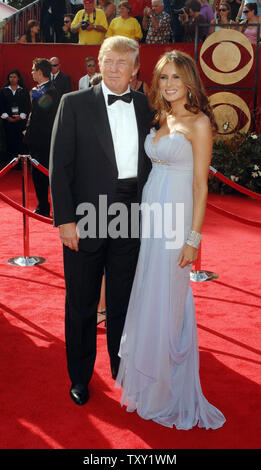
[0,70,31,164]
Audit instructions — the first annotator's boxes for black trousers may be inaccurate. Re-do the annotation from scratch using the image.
[63,179,140,386]
[31,152,50,214]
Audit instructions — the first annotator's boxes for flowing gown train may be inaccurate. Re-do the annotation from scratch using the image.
[115,129,226,430]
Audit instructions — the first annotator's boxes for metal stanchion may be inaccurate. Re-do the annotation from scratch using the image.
[190,243,218,282]
[8,155,46,267]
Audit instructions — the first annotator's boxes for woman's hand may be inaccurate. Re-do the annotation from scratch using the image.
[177,244,198,268]
[7,116,20,123]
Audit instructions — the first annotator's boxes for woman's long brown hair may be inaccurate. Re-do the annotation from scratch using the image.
[148,50,217,133]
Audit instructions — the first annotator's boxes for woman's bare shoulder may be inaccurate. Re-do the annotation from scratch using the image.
[189,112,212,142]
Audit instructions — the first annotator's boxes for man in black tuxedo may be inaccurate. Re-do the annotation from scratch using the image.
[49,36,152,406]
[50,57,72,99]
[26,58,59,217]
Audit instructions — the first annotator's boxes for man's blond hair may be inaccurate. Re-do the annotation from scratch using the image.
[98,36,140,67]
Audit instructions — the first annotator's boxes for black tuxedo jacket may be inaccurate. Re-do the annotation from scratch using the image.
[52,72,72,99]
[26,81,59,162]
[49,83,152,249]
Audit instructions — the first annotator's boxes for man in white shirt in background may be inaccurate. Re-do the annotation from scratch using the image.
[78,56,97,89]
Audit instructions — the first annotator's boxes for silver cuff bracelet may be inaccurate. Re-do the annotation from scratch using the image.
[186,230,202,249]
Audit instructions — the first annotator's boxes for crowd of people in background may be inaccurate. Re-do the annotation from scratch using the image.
[0,0,260,183]
[11,0,261,46]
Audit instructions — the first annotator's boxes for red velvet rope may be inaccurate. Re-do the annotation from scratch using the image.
[0,158,20,178]
[1,189,259,228]
[0,191,53,224]
[30,158,49,176]
[207,202,261,227]
[36,161,261,204]
[209,166,261,201]
[1,160,261,228]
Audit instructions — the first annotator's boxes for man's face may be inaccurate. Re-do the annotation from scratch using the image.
[151,1,163,15]
[86,60,96,76]
[83,0,94,13]
[50,58,60,74]
[99,50,138,95]
[31,65,41,84]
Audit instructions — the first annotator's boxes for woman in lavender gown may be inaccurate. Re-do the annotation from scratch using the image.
[116,50,226,430]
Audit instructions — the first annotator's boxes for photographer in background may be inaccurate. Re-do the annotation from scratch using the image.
[179,0,206,42]
[166,0,186,42]
[142,0,172,43]
[71,0,108,45]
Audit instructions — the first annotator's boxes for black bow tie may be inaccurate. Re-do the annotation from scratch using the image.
[108,92,132,106]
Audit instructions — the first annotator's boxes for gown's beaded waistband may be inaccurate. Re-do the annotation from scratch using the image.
[150,158,172,166]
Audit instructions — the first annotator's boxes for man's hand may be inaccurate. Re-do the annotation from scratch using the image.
[59,222,79,252]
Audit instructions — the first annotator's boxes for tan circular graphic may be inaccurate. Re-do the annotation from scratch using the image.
[200,29,253,84]
[209,92,251,135]
[212,42,241,72]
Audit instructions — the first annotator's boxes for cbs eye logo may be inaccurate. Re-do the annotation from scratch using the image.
[200,29,254,136]
[209,92,251,135]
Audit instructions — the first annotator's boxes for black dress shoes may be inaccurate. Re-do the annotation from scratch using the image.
[70,384,89,406]
[33,207,51,218]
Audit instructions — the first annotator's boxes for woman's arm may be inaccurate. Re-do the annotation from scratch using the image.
[177,114,213,268]
[15,34,27,43]
[209,18,217,34]
[235,0,245,21]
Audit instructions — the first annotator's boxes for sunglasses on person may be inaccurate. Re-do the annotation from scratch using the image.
[64,20,70,23]
[220,8,228,11]
[51,64,59,67]
[243,10,250,13]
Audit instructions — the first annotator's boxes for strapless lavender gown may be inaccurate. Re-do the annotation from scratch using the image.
[115,129,226,430]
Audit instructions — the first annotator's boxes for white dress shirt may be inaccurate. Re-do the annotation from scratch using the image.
[78,74,91,90]
[51,71,60,80]
[101,80,139,180]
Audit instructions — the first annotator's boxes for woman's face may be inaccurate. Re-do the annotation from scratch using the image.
[219,5,229,16]
[31,24,40,34]
[9,73,19,86]
[119,5,129,17]
[243,6,255,19]
[159,62,188,105]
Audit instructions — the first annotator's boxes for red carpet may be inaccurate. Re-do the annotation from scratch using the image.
[0,170,260,450]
